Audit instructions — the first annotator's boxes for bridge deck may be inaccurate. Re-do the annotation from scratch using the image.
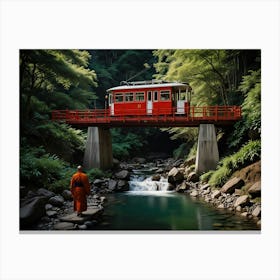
[52,106,241,127]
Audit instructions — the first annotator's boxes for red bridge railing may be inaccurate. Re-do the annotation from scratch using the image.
[51,106,241,127]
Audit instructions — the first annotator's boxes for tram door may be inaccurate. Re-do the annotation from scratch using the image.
[147,91,152,114]
[176,89,185,114]
[109,93,114,115]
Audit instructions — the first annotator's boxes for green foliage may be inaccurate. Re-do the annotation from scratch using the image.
[34,122,86,160]
[111,128,146,159]
[228,69,261,148]
[200,170,215,183]
[187,142,198,160]
[20,145,75,192]
[207,140,261,187]
[208,166,232,187]
[173,143,189,159]
[86,168,111,180]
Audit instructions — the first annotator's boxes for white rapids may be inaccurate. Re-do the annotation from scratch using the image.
[129,175,170,192]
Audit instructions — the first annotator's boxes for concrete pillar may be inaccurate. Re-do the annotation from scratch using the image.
[83,127,113,170]
[195,124,219,175]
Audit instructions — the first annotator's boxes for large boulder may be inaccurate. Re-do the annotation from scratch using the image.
[187,172,199,183]
[117,180,129,191]
[252,205,261,217]
[168,167,184,184]
[48,195,65,207]
[20,196,48,227]
[115,170,130,180]
[211,190,221,199]
[220,177,244,194]
[234,195,250,208]
[248,181,261,198]
[62,190,73,201]
[36,188,55,198]
[93,179,106,187]
[53,222,75,230]
[176,182,191,193]
[108,179,118,191]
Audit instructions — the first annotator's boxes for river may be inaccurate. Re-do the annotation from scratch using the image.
[94,168,260,231]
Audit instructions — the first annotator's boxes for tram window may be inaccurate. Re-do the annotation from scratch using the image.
[135,92,144,101]
[115,93,124,102]
[160,90,170,101]
[125,93,134,102]
[148,91,152,101]
[153,91,158,101]
[109,94,112,105]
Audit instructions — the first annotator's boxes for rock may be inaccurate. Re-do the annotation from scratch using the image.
[46,210,57,217]
[78,224,87,230]
[236,206,242,212]
[115,170,130,180]
[36,188,55,198]
[184,156,196,166]
[45,204,53,211]
[201,183,210,191]
[241,212,248,217]
[257,220,261,226]
[226,197,233,203]
[108,179,117,191]
[202,189,210,195]
[252,205,261,217]
[60,206,103,224]
[190,190,198,197]
[100,196,106,203]
[220,177,245,194]
[53,222,75,230]
[176,182,190,193]
[167,183,176,191]
[234,189,242,195]
[62,190,72,201]
[211,190,221,199]
[93,179,106,187]
[117,180,129,191]
[234,195,250,208]
[132,157,146,164]
[168,167,184,184]
[84,221,98,228]
[173,159,184,167]
[248,181,261,198]
[187,172,199,183]
[20,196,48,227]
[217,204,224,209]
[155,168,164,174]
[113,158,120,168]
[49,195,65,207]
[152,174,161,181]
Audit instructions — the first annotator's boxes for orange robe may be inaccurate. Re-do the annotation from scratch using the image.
[70,171,90,213]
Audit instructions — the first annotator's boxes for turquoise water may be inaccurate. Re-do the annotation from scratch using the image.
[95,191,260,231]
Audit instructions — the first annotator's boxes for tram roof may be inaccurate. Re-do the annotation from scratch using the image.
[107,82,189,92]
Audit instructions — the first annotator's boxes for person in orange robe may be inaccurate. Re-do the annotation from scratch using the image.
[70,165,91,216]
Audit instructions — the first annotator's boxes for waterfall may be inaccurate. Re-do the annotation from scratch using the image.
[129,174,170,192]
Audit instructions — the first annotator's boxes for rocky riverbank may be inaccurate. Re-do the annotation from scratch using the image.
[20,156,261,230]
[163,158,261,228]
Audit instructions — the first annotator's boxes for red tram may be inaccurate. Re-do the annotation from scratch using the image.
[107,80,192,116]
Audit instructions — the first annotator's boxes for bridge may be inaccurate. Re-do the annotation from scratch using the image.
[52,106,241,127]
[52,105,241,174]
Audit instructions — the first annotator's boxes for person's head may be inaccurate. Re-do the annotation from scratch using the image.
[77,165,83,172]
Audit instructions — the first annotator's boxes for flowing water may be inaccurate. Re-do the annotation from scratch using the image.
[95,168,260,231]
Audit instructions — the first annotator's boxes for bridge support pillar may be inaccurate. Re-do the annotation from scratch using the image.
[83,127,113,170]
[195,124,219,175]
